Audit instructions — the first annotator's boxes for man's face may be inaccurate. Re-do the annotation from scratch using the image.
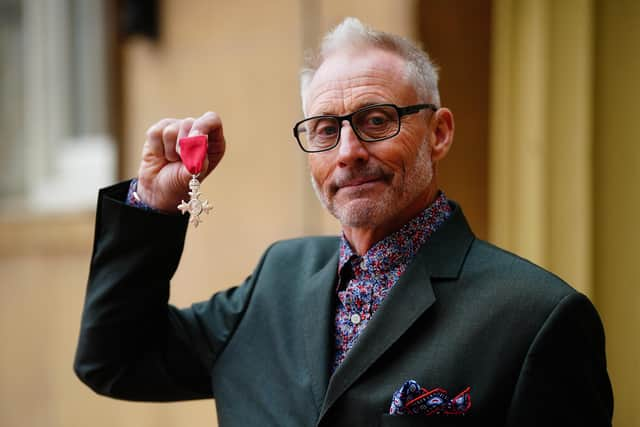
[306,48,436,231]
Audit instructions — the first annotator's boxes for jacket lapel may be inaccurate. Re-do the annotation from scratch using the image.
[302,248,339,414]
[318,203,475,420]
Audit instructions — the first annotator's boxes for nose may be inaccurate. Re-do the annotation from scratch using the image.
[336,120,369,167]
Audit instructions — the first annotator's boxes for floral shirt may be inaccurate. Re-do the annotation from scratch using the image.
[332,193,451,372]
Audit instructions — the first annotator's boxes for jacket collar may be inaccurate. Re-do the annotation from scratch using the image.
[302,247,339,414]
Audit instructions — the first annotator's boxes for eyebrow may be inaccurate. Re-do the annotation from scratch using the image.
[316,101,386,116]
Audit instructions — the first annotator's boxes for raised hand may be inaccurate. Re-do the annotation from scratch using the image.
[135,112,225,212]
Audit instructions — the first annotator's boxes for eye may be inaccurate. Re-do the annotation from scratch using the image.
[357,108,395,128]
[315,120,339,137]
[354,106,398,139]
[305,117,339,149]
[367,114,390,126]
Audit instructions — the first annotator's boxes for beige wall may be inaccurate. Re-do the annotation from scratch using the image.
[490,0,595,295]
[0,217,96,427]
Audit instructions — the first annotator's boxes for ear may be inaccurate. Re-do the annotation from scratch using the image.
[429,108,454,162]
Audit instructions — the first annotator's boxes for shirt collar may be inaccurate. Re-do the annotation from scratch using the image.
[338,192,451,281]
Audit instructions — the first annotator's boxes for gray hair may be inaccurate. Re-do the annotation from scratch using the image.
[300,17,440,114]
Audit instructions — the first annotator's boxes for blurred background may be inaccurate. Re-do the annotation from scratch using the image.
[0,0,638,425]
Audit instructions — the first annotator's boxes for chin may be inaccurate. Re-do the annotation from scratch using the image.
[332,199,390,228]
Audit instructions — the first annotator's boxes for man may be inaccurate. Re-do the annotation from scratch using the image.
[74,18,613,426]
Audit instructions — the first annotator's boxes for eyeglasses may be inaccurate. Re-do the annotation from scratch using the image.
[293,103,437,153]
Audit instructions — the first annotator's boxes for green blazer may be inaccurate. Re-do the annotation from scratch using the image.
[75,181,613,426]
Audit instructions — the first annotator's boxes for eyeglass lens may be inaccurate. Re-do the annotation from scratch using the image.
[297,105,400,151]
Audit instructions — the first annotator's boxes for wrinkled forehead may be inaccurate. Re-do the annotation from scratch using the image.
[304,48,417,116]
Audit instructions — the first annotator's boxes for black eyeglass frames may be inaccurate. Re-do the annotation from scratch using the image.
[293,103,437,153]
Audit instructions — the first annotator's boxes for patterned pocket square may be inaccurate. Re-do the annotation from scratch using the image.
[389,380,471,415]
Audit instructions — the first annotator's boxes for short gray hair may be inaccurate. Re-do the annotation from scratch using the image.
[300,17,440,114]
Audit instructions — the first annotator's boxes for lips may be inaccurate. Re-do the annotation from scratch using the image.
[329,164,392,194]
[338,176,381,188]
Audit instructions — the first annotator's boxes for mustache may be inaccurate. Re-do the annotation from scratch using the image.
[329,164,393,191]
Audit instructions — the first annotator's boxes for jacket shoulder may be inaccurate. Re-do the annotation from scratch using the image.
[465,238,579,304]
[261,236,339,269]
[270,235,340,252]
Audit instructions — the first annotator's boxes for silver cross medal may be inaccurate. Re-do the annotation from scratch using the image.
[176,134,212,228]
[178,174,212,227]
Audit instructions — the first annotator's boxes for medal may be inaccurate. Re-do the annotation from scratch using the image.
[177,135,212,227]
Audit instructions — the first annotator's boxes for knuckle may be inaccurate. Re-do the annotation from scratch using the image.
[162,123,178,137]
[206,111,220,122]
[146,124,160,139]
[180,118,195,130]
[146,118,176,139]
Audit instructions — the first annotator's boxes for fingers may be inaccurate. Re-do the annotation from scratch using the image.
[144,116,198,163]
[192,112,226,172]
[162,122,181,162]
[174,118,195,159]
[144,118,177,159]
[190,112,224,145]
[142,112,225,181]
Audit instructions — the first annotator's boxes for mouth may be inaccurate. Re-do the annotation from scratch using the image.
[328,164,392,195]
[339,176,380,188]
[335,176,386,194]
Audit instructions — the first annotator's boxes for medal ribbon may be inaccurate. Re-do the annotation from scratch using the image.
[178,135,208,175]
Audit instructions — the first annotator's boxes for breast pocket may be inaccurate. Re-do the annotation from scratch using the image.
[380,414,468,427]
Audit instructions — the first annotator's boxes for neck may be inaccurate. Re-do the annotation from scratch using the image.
[342,186,440,255]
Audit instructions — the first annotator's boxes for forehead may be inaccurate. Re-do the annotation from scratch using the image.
[305,48,417,116]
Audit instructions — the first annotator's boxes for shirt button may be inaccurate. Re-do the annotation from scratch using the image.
[350,313,361,325]
[360,260,367,271]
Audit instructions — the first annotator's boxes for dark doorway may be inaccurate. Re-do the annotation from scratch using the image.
[418,0,492,239]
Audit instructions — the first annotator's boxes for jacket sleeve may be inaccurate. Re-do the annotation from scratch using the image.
[73,181,259,401]
[505,292,614,426]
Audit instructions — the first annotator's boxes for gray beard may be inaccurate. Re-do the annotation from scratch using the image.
[310,140,433,229]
